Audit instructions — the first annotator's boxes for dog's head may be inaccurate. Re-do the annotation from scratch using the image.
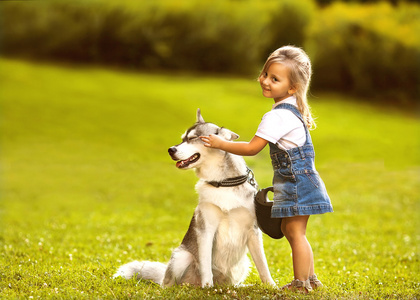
[168,109,239,170]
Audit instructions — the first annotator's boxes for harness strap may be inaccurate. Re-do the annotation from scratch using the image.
[207,167,256,188]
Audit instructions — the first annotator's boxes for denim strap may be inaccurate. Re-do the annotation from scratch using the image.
[272,103,312,146]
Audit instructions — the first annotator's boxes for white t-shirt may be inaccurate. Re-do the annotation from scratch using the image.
[255,96,306,150]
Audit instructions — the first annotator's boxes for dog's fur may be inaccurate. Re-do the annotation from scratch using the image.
[114,109,275,288]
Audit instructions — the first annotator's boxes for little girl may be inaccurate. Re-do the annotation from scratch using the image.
[200,46,333,293]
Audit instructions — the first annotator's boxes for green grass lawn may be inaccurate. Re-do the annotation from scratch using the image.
[1,58,419,299]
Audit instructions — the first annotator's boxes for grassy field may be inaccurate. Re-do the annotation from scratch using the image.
[0,58,419,299]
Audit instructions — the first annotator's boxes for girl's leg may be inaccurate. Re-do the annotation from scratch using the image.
[281,215,313,281]
[309,252,315,277]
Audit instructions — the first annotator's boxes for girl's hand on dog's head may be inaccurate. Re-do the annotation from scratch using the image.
[200,134,223,149]
[200,135,213,147]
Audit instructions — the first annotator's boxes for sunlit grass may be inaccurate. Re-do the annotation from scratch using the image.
[0,58,419,299]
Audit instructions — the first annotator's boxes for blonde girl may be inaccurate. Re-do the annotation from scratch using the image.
[200,46,333,293]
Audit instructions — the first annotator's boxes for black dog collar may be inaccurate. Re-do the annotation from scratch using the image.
[207,167,256,188]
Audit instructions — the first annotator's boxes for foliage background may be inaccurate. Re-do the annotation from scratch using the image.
[1,0,419,102]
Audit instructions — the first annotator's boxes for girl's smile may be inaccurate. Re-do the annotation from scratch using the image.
[259,63,296,103]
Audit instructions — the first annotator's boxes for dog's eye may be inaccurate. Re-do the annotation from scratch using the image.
[188,136,198,141]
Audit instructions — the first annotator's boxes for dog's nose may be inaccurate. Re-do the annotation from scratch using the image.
[168,147,177,156]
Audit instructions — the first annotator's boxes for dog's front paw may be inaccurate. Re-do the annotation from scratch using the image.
[263,277,277,287]
[201,279,214,288]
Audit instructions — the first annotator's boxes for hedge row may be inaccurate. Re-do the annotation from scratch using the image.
[1,0,419,102]
[0,0,315,74]
[308,2,420,102]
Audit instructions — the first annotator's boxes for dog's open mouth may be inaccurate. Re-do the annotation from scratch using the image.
[176,153,200,168]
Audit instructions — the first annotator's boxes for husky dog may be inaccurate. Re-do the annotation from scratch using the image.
[114,109,275,288]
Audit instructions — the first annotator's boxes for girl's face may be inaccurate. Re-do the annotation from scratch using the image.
[259,63,296,103]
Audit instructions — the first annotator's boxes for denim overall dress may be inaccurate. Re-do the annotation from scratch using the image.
[270,103,333,218]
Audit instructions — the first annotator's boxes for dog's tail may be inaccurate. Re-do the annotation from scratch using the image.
[113,260,167,286]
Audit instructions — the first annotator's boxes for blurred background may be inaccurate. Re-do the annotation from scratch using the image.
[1,0,419,104]
[1,1,419,298]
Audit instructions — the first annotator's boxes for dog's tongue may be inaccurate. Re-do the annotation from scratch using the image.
[175,153,199,169]
[176,159,190,168]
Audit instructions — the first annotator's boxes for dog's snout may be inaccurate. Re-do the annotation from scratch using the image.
[168,147,177,156]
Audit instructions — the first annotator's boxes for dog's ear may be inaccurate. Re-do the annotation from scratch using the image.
[196,108,205,124]
[219,127,239,141]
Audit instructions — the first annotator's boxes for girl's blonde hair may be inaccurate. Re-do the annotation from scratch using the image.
[260,46,315,129]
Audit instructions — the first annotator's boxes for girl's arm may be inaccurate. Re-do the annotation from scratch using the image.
[200,135,268,156]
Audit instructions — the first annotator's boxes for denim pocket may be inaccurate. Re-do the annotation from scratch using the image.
[276,168,295,181]
[304,170,320,188]
[273,170,297,200]
[276,159,294,175]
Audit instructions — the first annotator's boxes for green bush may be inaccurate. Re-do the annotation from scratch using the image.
[1,0,419,102]
[256,0,316,59]
[306,2,420,102]
[0,0,315,75]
